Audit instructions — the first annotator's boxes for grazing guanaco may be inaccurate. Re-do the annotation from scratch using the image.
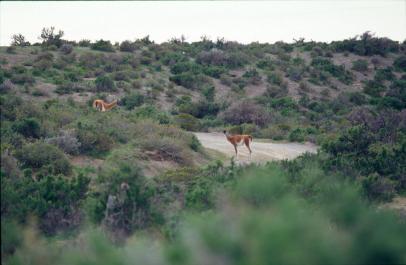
[223,130,253,158]
[92,99,117,112]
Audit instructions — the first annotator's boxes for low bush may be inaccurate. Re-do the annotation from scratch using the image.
[91,39,115,52]
[174,113,201,131]
[266,71,284,86]
[119,40,137,52]
[95,75,116,92]
[121,92,145,110]
[352,59,369,72]
[363,80,386,97]
[45,129,81,155]
[11,118,41,138]
[59,44,73,54]
[311,57,354,84]
[243,68,262,84]
[222,101,270,126]
[77,125,114,155]
[393,55,406,72]
[1,172,89,234]
[16,142,72,176]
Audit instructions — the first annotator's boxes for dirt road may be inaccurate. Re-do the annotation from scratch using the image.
[194,132,318,164]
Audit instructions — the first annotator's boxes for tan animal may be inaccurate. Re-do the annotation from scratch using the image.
[92,99,117,112]
[223,130,253,157]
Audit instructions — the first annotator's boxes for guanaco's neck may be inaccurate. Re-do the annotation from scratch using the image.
[105,100,117,109]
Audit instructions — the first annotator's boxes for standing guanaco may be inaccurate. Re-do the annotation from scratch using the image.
[223,130,253,158]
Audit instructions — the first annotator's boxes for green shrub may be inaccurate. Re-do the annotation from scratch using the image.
[77,125,114,155]
[222,101,270,126]
[78,39,91,47]
[59,44,73,54]
[374,67,395,82]
[92,152,154,233]
[10,73,35,85]
[91,39,115,52]
[311,57,354,84]
[289,128,306,142]
[352,59,369,72]
[55,82,84,95]
[16,142,72,176]
[170,72,206,89]
[362,173,396,201]
[119,40,137,52]
[393,55,406,72]
[133,105,171,124]
[266,72,283,86]
[121,92,145,110]
[332,32,399,56]
[202,65,226,78]
[243,68,262,84]
[287,66,304,81]
[12,118,41,138]
[1,219,22,260]
[174,113,201,131]
[363,80,385,97]
[1,172,89,234]
[95,75,116,92]
[257,58,275,70]
[6,46,16,54]
[39,27,65,48]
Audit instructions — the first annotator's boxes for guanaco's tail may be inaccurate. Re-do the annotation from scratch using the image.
[249,135,253,142]
[92,100,97,108]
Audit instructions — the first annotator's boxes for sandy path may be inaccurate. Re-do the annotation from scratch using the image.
[194,132,318,164]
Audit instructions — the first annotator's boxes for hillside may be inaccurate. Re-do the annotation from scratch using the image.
[1,30,406,264]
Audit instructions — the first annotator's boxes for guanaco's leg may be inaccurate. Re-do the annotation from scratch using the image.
[233,144,238,157]
[244,138,252,159]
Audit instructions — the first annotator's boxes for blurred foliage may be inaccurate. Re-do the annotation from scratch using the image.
[1,30,406,264]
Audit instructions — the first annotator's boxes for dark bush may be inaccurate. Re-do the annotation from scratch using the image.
[95,75,116,92]
[45,129,81,155]
[332,32,399,56]
[6,46,16,54]
[55,82,84,94]
[91,39,115,52]
[243,68,262,84]
[12,118,41,138]
[222,101,270,126]
[169,72,206,89]
[311,57,354,84]
[352,59,368,72]
[374,67,395,82]
[59,44,73,54]
[10,73,35,85]
[77,127,114,155]
[0,80,15,93]
[393,55,406,72]
[1,172,89,234]
[11,34,30,47]
[39,27,65,48]
[174,113,201,131]
[78,39,91,47]
[16,142,72,176]
[363,80,385,97]
[121,92,145,110]
[119,40,137,52]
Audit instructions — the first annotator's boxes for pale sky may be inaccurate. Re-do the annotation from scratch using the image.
[0,1,405,46]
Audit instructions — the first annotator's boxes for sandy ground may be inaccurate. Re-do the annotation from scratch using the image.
[194,132,318,164]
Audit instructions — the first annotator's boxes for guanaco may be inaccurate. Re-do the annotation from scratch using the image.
[223,130,253,157]
[92,99,117,112]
